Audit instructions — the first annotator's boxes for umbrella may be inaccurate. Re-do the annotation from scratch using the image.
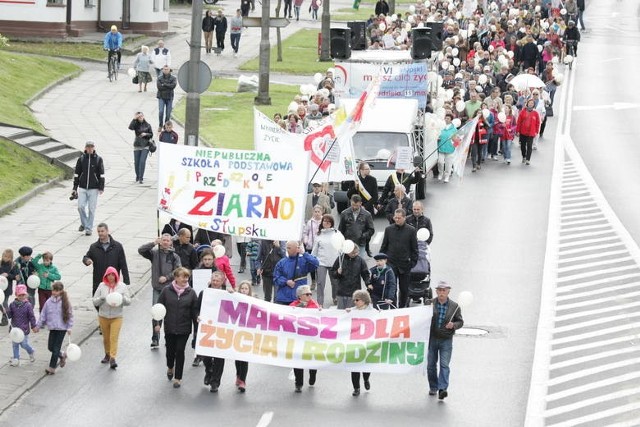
[508,74,546,91]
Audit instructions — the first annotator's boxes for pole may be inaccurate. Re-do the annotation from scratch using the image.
[319,0,331,61]
[184,0,203,146]
[255,0,272,105]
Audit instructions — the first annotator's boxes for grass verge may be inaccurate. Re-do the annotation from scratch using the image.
[4,41,105,61]
[239,29,328,75]
[173,78,300,150]
[0,50,80,131]
[0,137,65,207]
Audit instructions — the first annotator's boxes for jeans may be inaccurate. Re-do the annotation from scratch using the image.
[165,333,190,380]
[502,139,513,161]
[133,149,149,182]
[13,333,34,359]
[77,188,99,231]
[249,259,259,284]
[230,33,241,53]
[284,0,292,17]
[488,134,499,156]
[312,8,318,19]
[47,329,67,369]
[99,316,123,358]
[215,31,225,50]
[158,98,173,130]
[427,336,453,391]
[315,265,337,307]
[236,242,247,269]
[294,368,316,387]
[520,135,534,161]
[294,5,301,20]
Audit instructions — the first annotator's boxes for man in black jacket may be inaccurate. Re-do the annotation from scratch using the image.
[72,141,105,236]
[82,223,130,304]
[380,208,418,308]
[338,195,375,255]
[427,281,464,400]
[156,65,177,132]
[405,201,433,245]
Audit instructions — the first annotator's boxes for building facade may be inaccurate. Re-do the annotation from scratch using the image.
[0,0,169,38]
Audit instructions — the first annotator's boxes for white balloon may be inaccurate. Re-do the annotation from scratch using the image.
[417,22,424,28]
[452,118,461,128]
[106,292,123,307]
[560,8,567,15]
[436,107,446,119]
[379,22,387,31]
[447,3,454,10]
[507,50,514,59]
[445,89,454,100]
[482,108,491,119]
[488,44,495,52]
[391,14,397,20]
[330,231,345,251]
[535,5,541,12]
[490,24,496,32]
[151,303,167,321]
[409,4,415,13]
[424,0,430,7]
[441,61,450,70]
[564,55,574,64]
[537,44,543,53]
[453,57,461,67]
[417,228,431,241]
[455,11,462,20]
[0,291,4,305]
[456,100,466,112]
[457,291,474,307]
[554,73,564,84]
[0,275,8,291]
[459,88,465,97]
[27,275,40,290]
[10,328,25,343]
[552,56,559,64]
[452,48,459,57]
[287,101,298,114]
[478,74,488,85]
[342,240,355,254]
[313,73,323,84]
[66,343,82,362]
[127,68,137,78]
[437,51,445,61]
[498,111,507,123]
[468,23,475,32]
[213,245,226,258]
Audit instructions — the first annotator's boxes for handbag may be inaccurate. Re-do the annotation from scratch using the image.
[148,139,157,153]
[545,104,554,117]
[132,75,139,84]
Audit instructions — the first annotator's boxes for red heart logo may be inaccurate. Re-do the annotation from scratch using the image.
[304,126,336,172]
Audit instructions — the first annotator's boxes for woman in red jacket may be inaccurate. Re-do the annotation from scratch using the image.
[516,99,541,165]
[470,108,488,173]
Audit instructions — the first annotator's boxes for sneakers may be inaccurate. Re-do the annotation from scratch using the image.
[192,356,202,367]
[437,174,443,181]
[173,379,181,388]
[151,339,159,349]
[29,352,36,363]
[443,176,450,183]
[295,385,302,393]
[237,379,246,393]
[59,353,67,368]
[522,158,526,163]
[85,229,92,236]
[506,160,511,165]
[203,370,212,385]
[101,354,110,364]
[309,371,316,386]
[438,389,448,400]
[526,160,531,165]
[110,358,118,369]
[9,358,19,367]
[167,368,174,381]
[472,167,477,173]
[364,379,370,390]
[78,225,85,232]
[429,389,437,396]
[310,281,316,291]
[45,367,56,375]
[352,388,360,396]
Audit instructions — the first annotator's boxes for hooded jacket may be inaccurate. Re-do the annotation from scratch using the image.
[73,151,105,191]
[93,266,132,319]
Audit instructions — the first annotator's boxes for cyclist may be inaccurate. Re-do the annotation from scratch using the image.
[563,20,581,57]
[103,25,123,69]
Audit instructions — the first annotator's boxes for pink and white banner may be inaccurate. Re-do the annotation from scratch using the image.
[195,289,432,374]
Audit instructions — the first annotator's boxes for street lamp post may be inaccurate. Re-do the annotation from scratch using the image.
[319,0,331,61]
[184,0,204,146]
[255,0,272,105]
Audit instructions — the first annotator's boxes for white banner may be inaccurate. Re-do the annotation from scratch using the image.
[254,108,357,183]
[195,290,432,374]
[157,144,309,241]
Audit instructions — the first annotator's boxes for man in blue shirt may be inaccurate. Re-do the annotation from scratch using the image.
[103,25,123,69]
[428,281,464,400]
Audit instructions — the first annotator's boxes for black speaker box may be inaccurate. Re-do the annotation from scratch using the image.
[347,21,367,51]
[426,22,444,51]
[330,28,352,59]
[411,28,432,60]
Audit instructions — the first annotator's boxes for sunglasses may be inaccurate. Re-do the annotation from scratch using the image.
[304,293,313,296]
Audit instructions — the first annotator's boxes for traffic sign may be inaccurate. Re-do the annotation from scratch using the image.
[177,60,212,94]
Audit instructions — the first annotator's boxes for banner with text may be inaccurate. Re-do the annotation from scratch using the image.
[157,144,309,241]
[195,290,432,374]
[333,62,428,108]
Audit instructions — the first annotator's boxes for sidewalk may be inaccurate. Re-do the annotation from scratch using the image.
[0,2,351,414]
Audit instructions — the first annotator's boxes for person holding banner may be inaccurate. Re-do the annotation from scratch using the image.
[199,271,228,392]
[290,284,321,392]
[428,281,464,400]
[273,241,319,306]
[223,279,255,392]
[331,246,370,310]
[157,267,198,389]
[348,289,376,396]
[311,214,340,308]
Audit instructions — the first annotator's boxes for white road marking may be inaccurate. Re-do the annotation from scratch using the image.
[371,231,384,245]
[256,411,274,427]
[573,102,639,111]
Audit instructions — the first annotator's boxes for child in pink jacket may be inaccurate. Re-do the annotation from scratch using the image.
[212,240,236,289]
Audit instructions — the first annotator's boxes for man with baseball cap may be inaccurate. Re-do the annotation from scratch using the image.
[427,281,464,400]
[72,141,105,236]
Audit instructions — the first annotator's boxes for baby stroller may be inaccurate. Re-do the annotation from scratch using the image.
[406,241,432,307]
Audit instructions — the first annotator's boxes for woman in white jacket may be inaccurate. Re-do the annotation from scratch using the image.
[311,214,340,308]
[93,266,131,369]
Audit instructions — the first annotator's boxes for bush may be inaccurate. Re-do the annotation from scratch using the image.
[0,33,9,49]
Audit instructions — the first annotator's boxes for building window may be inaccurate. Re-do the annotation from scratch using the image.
[85,0,95,7]
[163,0,169,12]
[47,0,65,6]
[153,0,159,12]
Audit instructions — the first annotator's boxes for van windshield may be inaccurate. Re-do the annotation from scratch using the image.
[352,132,410,162]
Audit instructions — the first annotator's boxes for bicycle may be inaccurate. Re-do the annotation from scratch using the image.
[107,49,119,82]
[564,40,577,70]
